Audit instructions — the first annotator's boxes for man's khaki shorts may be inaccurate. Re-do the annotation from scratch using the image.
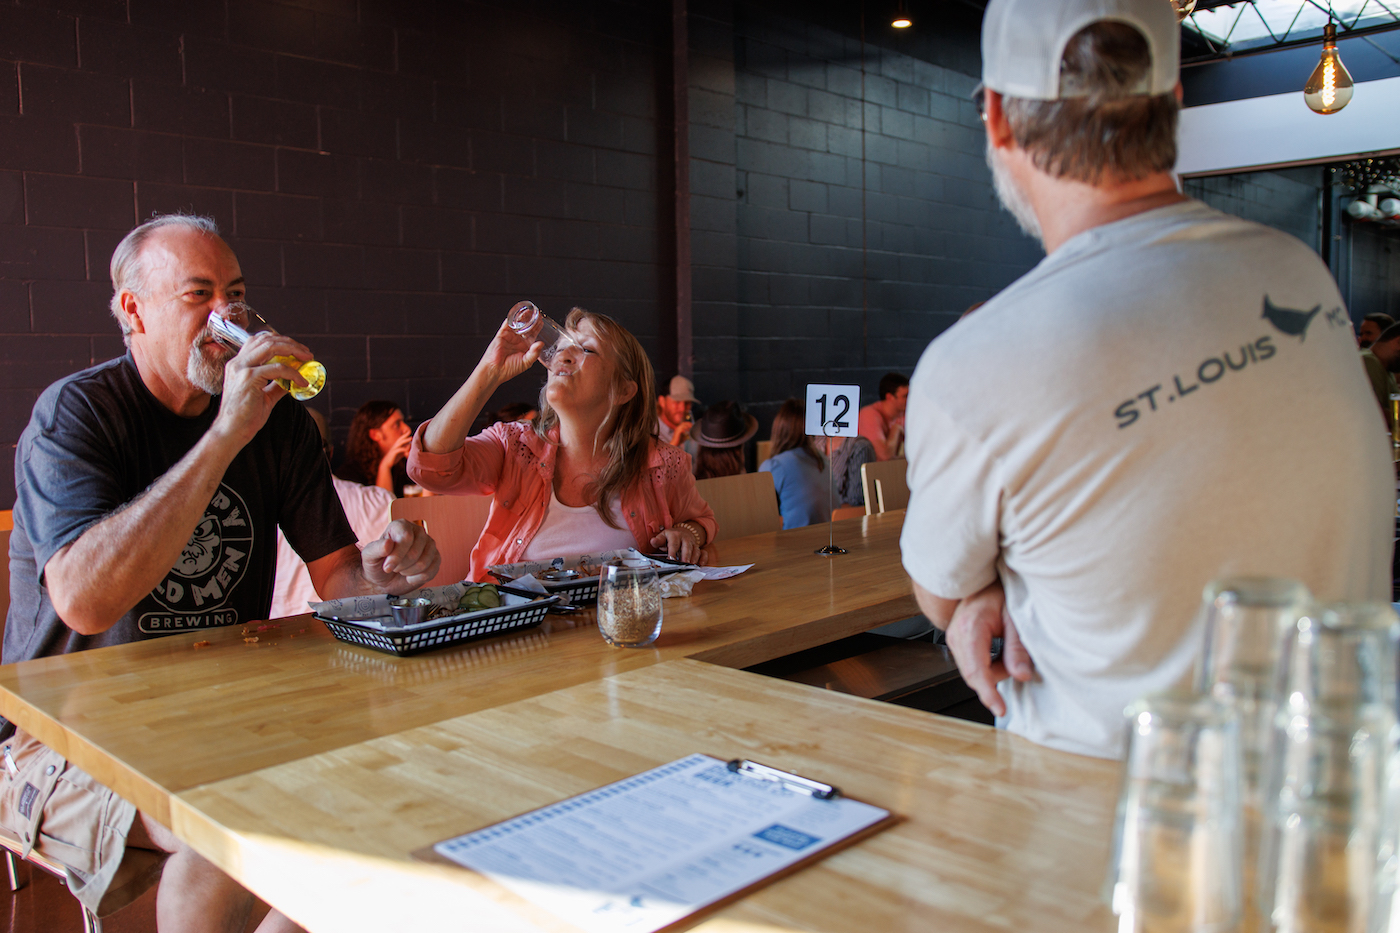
[0,730,165,916]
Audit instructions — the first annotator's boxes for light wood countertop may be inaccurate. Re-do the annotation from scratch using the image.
[173,660,1119,933]
[0,513,917,826]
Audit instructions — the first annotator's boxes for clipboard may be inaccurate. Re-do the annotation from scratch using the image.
[412,753,899,933]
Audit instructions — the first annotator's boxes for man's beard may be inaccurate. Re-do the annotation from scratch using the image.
[187,329,231,395]
[986,139,1043,243]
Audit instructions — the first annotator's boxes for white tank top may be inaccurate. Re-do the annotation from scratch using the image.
[521,489,638,560]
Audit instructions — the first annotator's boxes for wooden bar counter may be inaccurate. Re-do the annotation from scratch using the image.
[173,660,1119,933]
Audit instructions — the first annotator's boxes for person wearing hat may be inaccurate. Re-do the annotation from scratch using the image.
[658,375,698,444]
[691,400,759,480]
[900,0,1389,758]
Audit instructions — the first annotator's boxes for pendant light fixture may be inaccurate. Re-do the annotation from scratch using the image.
[891,0,911,29]
[1303,22,1355,114]
[1170,0,1196,22]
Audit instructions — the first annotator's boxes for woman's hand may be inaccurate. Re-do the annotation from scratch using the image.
[376,432,412,491]
[478,318,544,387]
[650,525,708,565]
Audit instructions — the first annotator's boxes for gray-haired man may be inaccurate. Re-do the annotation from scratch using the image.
[2,214,439,929]
[900,0,1390,758]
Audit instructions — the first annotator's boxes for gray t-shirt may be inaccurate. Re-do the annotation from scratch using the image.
[901,200,1392,758]
[5,354,356,663]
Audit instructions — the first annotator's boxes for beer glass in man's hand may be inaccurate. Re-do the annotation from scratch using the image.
[208,302,326,400]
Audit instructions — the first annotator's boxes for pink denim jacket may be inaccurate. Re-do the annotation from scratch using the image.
[407,420,717,582]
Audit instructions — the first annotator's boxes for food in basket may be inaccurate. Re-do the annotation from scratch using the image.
[458,583,502,612]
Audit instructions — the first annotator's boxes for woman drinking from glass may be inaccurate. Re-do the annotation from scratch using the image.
[408,307,716,580]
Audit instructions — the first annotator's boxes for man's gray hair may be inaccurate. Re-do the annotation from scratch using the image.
[109,213,222,345]
[1002,22,1178,184]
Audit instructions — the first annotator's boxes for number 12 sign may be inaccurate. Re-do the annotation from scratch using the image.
[805,384,860,438]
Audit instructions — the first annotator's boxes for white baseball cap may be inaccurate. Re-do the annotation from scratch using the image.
[981,0,1180,101]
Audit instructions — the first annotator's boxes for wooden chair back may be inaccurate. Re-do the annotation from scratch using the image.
[831,505,866,522]
[860,459,909,515]
[695,472,783,541]
[0,511,11,645]
[756,440,772,465]
[389,495,491,586]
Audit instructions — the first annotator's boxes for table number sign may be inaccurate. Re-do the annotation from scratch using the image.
[805,384,859,438]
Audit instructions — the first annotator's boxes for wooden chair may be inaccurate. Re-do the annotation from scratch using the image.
[695,472,783,541]
[1,510,10,640]
[2,829,102,932]
[755,439,772,465]
[831,505,866,522]
[389,495,492,586]
[860,459,909,515]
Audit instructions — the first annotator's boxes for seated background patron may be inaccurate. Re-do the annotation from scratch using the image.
[858,372,908,461]
[408,307,716,574]
[692,401,758,479]
[335,400,413,496]
[760,398,830,529]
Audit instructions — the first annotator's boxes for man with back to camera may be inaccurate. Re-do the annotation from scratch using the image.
[900,0,1390,759]
[858,372,909,461]
[1,214,440,930]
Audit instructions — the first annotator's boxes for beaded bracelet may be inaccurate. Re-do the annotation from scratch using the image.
[677,521,704,550]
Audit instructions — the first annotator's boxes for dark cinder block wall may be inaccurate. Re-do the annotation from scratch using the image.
[0,0,1044,508]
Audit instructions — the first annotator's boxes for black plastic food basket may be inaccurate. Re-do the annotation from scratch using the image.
[316,586,562,657]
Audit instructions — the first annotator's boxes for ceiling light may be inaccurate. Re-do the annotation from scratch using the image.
[892,1,911,28]
[1303,23,1354,114]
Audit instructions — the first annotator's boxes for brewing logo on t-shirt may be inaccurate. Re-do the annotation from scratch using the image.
[138,484,255,633]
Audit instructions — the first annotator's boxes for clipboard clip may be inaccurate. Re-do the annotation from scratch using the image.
[726,759,841,800]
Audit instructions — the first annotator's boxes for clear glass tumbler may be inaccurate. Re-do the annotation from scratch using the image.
[506,300,575,369]
[1195,577,1312,809]
[596,558,662,648]
[1108,692,1244,933]
[1257,602,1399,933]
[207,302,326,400]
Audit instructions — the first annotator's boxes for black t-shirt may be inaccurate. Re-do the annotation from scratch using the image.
[4,355,357,663]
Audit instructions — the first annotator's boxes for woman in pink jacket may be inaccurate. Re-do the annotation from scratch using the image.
[408,307,717,582]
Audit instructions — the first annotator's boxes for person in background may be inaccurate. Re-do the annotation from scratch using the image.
[1359,312,1395,348]
[493,401,538,424]
[1,213,438,931]
[336,400,413,496]
[1362,322,1400,433]
[902,0,1389,759]
[858,372,909,461]
[692,401,758,480]
[657,375,698,447]
[760,398,831,530]
[409,307,716,575]
[271,409,395,618]
[830,434,877,508]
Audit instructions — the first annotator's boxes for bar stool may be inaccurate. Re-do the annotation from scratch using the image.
[1,831,102,933]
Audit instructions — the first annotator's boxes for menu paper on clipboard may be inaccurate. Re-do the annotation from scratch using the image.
[425,753,893,933]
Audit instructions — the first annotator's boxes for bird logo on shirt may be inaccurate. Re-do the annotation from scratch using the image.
[1262,296,1322,341]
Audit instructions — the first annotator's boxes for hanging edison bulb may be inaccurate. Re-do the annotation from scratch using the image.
[1171,0,1197,21]
[1303,24,1354,114]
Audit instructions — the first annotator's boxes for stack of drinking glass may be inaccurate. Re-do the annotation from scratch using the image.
[1108,579,1400,932]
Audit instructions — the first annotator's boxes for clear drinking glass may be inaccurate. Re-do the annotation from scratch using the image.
[596,558,662,648]
[506,300,575,369]
[1195,577,1312,808]
[1257,602,1399,933]
[207,302,326,400]
[1108,692,1244,933]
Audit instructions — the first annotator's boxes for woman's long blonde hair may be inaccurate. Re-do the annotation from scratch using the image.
[533,307,658,529]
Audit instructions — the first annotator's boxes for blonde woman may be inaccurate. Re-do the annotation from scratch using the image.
[409,307,716,579]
